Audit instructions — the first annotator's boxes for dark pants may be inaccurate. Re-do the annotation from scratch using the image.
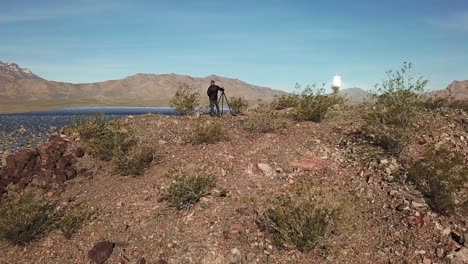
[209,98,220,116]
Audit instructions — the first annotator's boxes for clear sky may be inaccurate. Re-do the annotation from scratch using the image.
[1,0,467,92]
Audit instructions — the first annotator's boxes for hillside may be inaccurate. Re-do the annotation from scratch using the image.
[0,107,467,263]
[0,61,285,113]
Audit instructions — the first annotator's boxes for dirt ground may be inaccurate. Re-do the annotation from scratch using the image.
[0,111,467,264]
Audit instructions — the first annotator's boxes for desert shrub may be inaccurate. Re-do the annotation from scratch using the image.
[229,96,249,114]
[189,121,225,144]
[258,197,336,252]
[365,62,428,154]
[112,145,156,175]
[294,83,345,122]
[423,97,468,112]
[271,94,300,110]
[407,148,467,215]
[166,174,216,210]
[58,204,90,239]
[170,82,200,116]
[243,108,290,133]
[0,192,54,245]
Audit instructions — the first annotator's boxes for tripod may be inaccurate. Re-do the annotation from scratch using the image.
[217,91,235,116]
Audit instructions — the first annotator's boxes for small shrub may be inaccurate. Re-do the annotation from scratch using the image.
[271,94,300,110]
[170,82,200,116]
[229,97,249,114]
[88,130,134,161]
[112,145,155,175]
[243,110,290,133]
[365,62,428,154]
[166,174,216,210]
[0,192,54,245]
[407,148,467,215]
[258,197,336,252]
[58,204,90,239]
[189,121,225,144]
[294,83,344,122]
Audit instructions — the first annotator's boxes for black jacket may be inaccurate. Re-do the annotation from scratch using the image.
[207,85,224,101]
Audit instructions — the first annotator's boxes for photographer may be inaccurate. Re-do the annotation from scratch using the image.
[206,80,224,116]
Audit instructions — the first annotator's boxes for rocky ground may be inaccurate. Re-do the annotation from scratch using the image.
[0,109,467,264]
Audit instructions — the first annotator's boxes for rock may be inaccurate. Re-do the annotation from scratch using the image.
[156,259,168,264]
[137,258,146,264]
[257,163,273,177]
[229,247,242,263]
[411,201,426,208]
[88,241,115,264]
[200,202,209,209]
[158,140,167,145]
[436,247,445,258]
[422,257,431,264]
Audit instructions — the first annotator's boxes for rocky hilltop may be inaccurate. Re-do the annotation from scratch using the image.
[431,80,468,99]
[0,105,467,263]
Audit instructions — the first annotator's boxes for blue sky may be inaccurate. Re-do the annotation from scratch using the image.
[1,0,467,92]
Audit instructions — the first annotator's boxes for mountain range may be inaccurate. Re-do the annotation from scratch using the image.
[0,61,467,113]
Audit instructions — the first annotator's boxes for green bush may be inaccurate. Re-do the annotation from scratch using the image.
[365,62,428,154]
[258,197,336,252]
[169,82,200,116]
[407,148,467,215]
[189,121,225,144]
[166,174,216,210]
[294,83,344,122]
[242,109,290,133]
[271,94,300,110]
[58,204,90,239]
[0,192,54,245]
[229,96,249,114]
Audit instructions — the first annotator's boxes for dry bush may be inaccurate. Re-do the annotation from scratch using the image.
[364,62,428,154]
[165,174,216,210]
[242,108,290,133]
[189,121,226,144]
[112,144,156,175]
[271,94,300,110]
[229,96,249,114]
[407,148,467,215]
[258,196,336,252]
[169,82,200,116]
[58,204,91,239]
[294,83,345,122]
[0,192,55,245]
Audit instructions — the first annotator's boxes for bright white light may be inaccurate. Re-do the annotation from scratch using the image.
[333,75,341,88]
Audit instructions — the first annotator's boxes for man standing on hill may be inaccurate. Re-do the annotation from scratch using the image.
[207,80,224,116]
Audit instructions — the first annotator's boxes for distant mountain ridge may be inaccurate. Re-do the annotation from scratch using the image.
[0,61,285,108]
[430,80,468,99]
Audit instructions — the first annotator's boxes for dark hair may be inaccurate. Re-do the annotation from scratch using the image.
[211,80,215,84]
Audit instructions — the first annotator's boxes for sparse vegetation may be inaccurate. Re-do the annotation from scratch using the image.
[189,121,226,144]
[294,83,345,122]
[73,115,157,175]
[166,174,216,210]
[242,108,290,133]
[58,204,91,239]
[365,62,428,154]
[229,96,249,114]
[169,82,201,115]
[258,197,336,252]
[407,148,467,215]
[0,192,54,245]
[271,93,300,110]
[112,145,156,175]
[422,97,468,112]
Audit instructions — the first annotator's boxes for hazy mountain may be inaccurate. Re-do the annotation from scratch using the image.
[338,87,371,104]
[0,61,285,109]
